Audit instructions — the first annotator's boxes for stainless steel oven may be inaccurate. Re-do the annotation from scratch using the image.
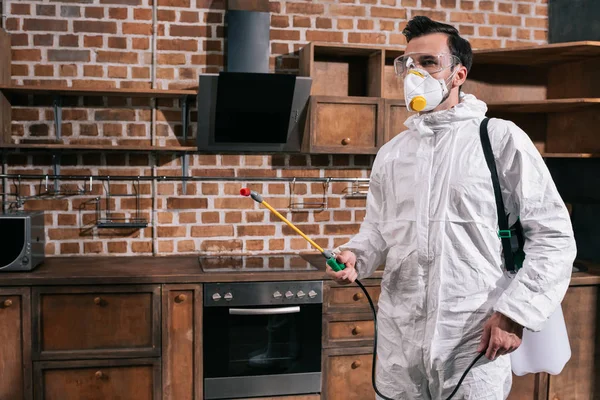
[203,280,323,399]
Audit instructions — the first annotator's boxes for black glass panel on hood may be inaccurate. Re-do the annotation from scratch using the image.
[214,72,296,144]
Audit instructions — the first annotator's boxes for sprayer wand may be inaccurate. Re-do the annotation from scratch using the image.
[240,188,347,272]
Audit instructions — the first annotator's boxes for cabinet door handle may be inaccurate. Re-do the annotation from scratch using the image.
[341,138,351,146]
[95,371,105,379]
[94,297,103,306]
[351,360,362,369]
[352,325,362,335]
[2,299,12,308]
[353,292,364,301]
[175,294,187,303]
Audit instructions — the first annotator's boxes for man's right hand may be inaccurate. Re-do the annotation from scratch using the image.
[325,250,358,284]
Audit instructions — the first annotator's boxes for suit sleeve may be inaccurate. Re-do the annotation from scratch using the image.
[336,162,388,280]
[490,119,577,331]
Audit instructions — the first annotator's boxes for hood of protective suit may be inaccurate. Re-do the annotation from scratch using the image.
[338,93,576,399]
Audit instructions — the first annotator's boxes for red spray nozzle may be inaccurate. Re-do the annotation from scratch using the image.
[240,188,251,197]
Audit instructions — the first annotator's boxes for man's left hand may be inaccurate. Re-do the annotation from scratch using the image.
[477,312,523,361]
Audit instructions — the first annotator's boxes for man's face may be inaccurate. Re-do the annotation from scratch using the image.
[404,32,456,81]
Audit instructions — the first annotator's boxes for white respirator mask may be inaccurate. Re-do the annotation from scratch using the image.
[395,53,460,113]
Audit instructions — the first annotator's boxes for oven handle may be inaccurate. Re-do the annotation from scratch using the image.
[229,306,301,315]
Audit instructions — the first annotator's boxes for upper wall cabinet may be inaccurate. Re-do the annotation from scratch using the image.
[300,43,396,154]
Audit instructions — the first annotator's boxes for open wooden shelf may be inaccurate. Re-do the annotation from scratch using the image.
[542,152,600,158]
[0,84,197,98]
[300,42,384,98]
[0,143,196,152]
[473,41,600,66]
[487,98,600,113]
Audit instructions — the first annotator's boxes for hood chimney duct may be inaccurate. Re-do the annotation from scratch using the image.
[226,0,271,73]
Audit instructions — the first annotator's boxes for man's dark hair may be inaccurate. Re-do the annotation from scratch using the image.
[402,16,473,73]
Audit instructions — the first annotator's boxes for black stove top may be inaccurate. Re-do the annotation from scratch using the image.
[198,253,323,273]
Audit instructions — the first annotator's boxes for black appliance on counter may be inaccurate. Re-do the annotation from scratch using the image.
[0,212,45,272]
[203,280,323,399]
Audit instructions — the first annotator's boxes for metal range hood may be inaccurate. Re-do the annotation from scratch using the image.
[197,3,312,153]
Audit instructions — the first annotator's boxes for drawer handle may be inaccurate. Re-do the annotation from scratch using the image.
[175,294,187,303]
[352,325,362,335]
[351,360,362,369]
[94,297,104,306]
[341,137,351,146]
[2,299,12,308]
[95,370,105,380]
[353,292,364,301]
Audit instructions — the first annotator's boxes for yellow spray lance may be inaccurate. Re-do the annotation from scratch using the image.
[240,187,479,400]
[240,187,346,272]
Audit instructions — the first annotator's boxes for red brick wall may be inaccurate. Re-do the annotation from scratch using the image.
[3,0,548,257]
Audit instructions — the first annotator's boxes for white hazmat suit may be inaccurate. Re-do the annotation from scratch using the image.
[339,94,577,399]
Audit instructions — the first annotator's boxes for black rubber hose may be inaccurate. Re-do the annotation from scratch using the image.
[354,279,485,400]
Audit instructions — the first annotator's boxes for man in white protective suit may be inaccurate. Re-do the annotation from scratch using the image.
[326,16,577,400]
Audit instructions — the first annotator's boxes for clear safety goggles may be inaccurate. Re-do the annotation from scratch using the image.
[394,53,460,76]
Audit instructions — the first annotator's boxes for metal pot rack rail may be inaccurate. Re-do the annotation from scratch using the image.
[0,173,370,183]
[1,174,371,220]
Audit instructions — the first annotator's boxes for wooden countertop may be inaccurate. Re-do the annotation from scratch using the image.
[0,255,596,287]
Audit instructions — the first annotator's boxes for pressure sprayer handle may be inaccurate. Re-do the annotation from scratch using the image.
[327,257,346,272]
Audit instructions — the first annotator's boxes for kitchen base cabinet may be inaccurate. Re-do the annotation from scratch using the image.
[323,347,375,400]
[33,358,161,400]
[0,287,32,400]
[508,373,548,400]
[32,285,161,360]
[162,284,202,400]
[547,285,600,400]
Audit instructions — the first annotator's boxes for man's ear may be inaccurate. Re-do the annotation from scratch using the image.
[453,65,468,88]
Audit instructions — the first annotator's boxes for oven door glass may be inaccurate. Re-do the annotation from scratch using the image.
[204,303,322,378]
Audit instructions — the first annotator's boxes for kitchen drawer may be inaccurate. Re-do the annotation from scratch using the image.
[323,312,375,349]
[302,95,384,154]
[325,284,381,312]
[34,358,161,400]
[33,285,161,360]
[323,347,375,400]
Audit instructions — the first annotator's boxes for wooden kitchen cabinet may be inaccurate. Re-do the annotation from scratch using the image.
[508,373,548,400]
[547,285,600,400]
[33,358,161,400]
[322,281,379,400]
[162,284,202,400]
[302,96,384,154]
[384,99,411,143]
[0,287,32,400]
[323,347,375,400]
[32,285,161,360]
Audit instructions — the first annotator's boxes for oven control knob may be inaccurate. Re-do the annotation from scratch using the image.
[212,293,222,302]
[224,292,233,301]
[273,291,282,299]
[297,290,306,299]
[308,290,317,299]
[285,291,294,299]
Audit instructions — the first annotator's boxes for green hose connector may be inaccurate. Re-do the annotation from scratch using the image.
[327,257,346,272]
